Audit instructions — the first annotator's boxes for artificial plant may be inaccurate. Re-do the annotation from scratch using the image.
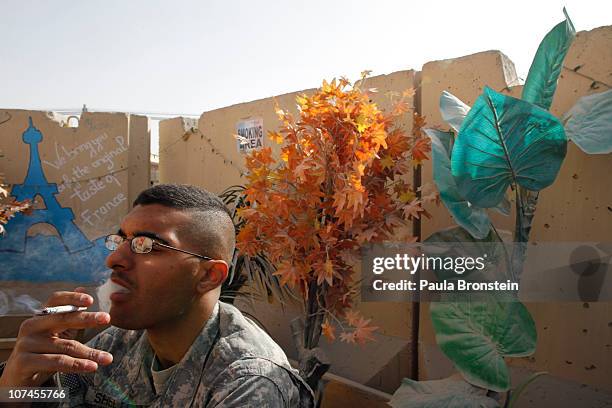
[218,184,295,305]
[236,73,432,390]
[0,184,30,236]
[0,113,31,235]
[392,8,612,408]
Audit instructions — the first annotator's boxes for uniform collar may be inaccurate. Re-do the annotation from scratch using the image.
[157,302,220,405]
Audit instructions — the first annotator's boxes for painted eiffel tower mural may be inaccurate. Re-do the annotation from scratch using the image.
[0,118,110,283]
[1,118,91,253]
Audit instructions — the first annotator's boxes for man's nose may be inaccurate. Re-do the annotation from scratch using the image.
[105,240,134,270]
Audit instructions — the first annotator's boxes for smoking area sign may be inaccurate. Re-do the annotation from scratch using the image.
[236,117,264,153]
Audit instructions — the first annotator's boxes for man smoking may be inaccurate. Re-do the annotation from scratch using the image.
[0,184,314,407]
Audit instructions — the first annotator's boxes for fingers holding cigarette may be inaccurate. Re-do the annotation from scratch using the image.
[20,309,110,336]
[45,288,97,340]
[32,289,110,333]
[0,290,113,387]
[23,289,110,333]
[43,290,95,309]
[36,305,88,315]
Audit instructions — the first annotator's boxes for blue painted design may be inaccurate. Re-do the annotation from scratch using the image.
[0,118,112,283]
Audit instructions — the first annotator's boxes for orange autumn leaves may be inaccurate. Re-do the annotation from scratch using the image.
[236,75,431,344]
[0,186,31,235]
[322,310,378,345]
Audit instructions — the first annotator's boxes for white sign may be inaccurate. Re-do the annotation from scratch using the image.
[236,117,264,153]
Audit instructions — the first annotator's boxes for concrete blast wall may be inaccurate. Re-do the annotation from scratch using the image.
[159,26,611,405]
[418,26,612,406]
[0,110,150,318]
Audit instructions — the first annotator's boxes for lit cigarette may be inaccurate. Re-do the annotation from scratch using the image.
[35,305,88,315]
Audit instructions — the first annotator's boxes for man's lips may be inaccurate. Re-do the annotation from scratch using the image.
[110,292,131,302]
[109,276,132,302]
[110,276,133,292]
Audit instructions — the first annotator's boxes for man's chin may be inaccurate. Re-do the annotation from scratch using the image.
[109,311,147,330]
[109,304,146,330]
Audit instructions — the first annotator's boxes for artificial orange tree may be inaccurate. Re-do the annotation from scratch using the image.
[237,73,431,351]
[0,144,30,235]
[0,188,30,235]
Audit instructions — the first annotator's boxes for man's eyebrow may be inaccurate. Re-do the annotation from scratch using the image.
[133,231,171,245]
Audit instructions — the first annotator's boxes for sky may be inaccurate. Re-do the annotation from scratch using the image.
[1,0,610,153]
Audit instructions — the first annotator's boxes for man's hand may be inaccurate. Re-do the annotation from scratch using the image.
[0,289,113,387]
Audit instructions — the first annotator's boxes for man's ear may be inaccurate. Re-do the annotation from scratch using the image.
[197,260,229,293]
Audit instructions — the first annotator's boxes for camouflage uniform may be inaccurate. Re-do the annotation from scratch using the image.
[53,302,313,407]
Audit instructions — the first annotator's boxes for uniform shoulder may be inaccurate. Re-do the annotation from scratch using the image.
[209,358,298,407]
[216,302,290,364]
[213,303,315,406]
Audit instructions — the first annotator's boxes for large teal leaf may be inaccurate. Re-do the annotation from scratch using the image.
[389,376,499,408]
[521,8,576,110]
[492,192,511,216]
[440,91,471,133]
[451,86,567,208]
[436,92,511,217]
[563,89,612,154]
[430,297,537,392]
[424,128,490,239]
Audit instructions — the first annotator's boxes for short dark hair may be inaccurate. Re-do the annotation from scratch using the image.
[133,184,235,264]
[134,184,232,218]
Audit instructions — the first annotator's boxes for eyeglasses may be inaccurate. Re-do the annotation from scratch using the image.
[105,234,213,261]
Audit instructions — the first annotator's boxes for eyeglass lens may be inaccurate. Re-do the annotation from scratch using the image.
[105,235,123,251]
[105,235,154,254]
[131,236,153,253]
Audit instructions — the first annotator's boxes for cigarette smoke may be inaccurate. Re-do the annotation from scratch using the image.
[0,290,42,315]
[14,294,42,313]
[96,278,128,313]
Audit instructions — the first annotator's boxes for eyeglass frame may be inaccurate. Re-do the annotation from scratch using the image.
[105,234,213,261]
